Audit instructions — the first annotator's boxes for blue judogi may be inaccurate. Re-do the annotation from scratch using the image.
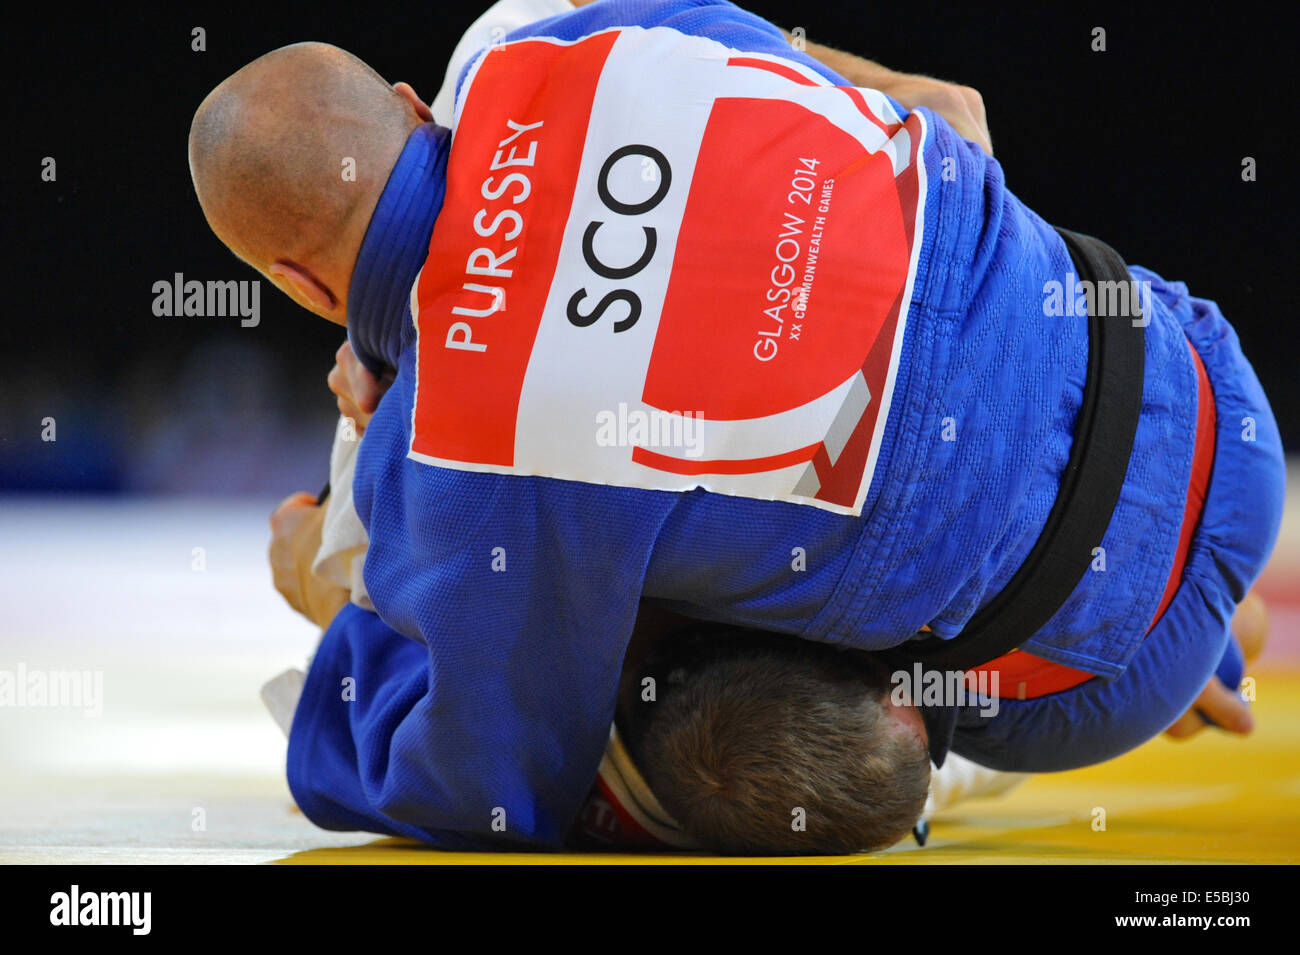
[288,0,1285,848]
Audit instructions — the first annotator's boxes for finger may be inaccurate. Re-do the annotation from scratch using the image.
[330,341,373,408]
[273,490,316,513]
[344,353,384,414]
[1194,678,1254,734]
[1232,590,1268,664]
[943,109,992,157]
[270,491,317,530]
[1165,708,1206,740]
[960,111,993,156]
[327,362,348,400]
[961,86,988,129]
[336,394,367,430]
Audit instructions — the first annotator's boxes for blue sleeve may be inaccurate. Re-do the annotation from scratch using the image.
[456,0,908,111]
[286,532,656,852]
[284,350,679,849]
[950,573,1235,772]
[287,604,508,850]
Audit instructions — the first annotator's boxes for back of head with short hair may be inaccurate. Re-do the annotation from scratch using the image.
[625,630,930,855]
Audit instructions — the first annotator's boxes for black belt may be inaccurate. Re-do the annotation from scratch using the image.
[892,227,1146,672]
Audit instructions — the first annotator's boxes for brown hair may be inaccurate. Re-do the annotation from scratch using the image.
[626,630,930,855]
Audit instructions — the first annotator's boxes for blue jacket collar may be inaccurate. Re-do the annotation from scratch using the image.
[347,122,450,375]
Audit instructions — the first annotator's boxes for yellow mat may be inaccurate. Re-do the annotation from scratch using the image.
[277,667,1300,865]
[3,498,1296,866]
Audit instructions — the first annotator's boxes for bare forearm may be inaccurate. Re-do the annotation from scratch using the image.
[798,38,904,92]
[782,31,993,155]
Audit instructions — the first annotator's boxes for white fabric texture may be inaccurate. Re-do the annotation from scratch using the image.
[925,752,1030,816]
[311,416,373,611]
[429,0,575,125]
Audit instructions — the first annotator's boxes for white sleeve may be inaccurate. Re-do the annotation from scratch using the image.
[429,0,575,125]
[310,415,373,611]
[260,668,306,737]
[924,752,1030,816]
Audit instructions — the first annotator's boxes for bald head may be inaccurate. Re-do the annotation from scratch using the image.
[189,42,424,321]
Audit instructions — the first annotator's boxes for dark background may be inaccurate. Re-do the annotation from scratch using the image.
[3,0,1295,495]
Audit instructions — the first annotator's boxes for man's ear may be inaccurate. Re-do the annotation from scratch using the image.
[394,82,433,122]
[268,261,338,315]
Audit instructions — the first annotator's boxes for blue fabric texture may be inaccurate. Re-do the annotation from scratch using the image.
[346,122,450,378]
[950,268,1284,770]
[287,0,1286,843]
